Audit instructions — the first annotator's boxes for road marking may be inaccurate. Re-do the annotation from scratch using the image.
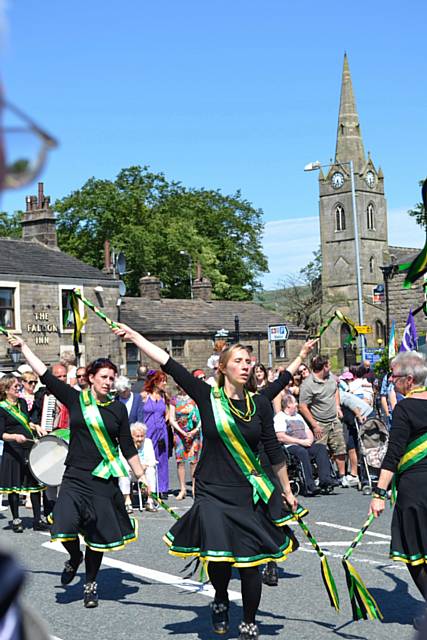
[316,521,391,540]
[310,540,389,547]
[299,546,405,568]
[42,541,241,601]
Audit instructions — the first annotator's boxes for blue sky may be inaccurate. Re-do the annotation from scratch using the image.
[1,1,425,288]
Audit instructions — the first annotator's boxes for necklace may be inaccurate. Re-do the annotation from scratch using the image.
[406,386,427,397]
[221,387,256,422]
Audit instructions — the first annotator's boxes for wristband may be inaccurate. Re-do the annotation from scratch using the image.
[373,487,387,498]
[372,493,386,501]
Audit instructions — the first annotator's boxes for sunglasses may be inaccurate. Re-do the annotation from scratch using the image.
[26,380,37,385]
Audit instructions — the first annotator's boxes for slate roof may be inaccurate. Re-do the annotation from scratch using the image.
[389,245,422,263]
[121,297,305,337]
[0,238,114,282]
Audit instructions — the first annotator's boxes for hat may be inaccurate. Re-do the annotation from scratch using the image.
[192,369,206,379]
[340,371,354,380]
[18,364,33,375]
[12,371,22,378]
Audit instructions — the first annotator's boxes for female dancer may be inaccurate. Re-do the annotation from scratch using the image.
[114,323,299,640]
[169,384,201,499]
[369,351,427,629]
[141,371,169,499]
[0,374,47,533]
[8,336,147,609]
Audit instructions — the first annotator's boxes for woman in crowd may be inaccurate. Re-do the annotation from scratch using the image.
[8,336,147,610]
[115,375,144,424]
[169,384,201,499]
[60,350,78,387]
[19,372,38,411]
[369,351,427,629]
[119,422,158,513]
[0,374,47,532]
[141,370,170,500]
[254,363,269,391]
[114,322,298,640]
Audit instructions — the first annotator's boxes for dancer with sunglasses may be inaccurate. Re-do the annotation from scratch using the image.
[7,336,147,609]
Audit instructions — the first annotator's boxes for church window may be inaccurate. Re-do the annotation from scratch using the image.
[375,320,385,343]
[335,204,346,231]
[369,256,375,273]
[367,203,375,230]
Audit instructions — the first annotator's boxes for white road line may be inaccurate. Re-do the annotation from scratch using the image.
[316,521,391,540]
[299,546,405,568]
[309,540,389,547]
[42,541,241,601]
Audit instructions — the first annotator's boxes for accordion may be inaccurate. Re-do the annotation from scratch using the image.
[40,394,69,432]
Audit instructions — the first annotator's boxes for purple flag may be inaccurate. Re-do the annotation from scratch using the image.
[399,309,418,352]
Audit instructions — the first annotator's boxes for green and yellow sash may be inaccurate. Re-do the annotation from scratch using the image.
[0,401,34,439]
[79,389,127,480]
[392,431,427,502]
[210,387,275,505]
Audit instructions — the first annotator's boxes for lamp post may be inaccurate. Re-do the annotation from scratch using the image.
[304,159,366,360]
[179,251,193,300]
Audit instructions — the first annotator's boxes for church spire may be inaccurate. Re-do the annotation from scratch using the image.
[335,53,365,172]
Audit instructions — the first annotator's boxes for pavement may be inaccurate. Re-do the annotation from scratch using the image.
[0,477,423,640]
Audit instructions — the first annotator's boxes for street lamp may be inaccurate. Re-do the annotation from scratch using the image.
[304,159,366,360]
[179,250,193,300]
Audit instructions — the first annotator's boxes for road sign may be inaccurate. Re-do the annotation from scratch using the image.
[355,325,372,334]
[372,284,385,303]
[364,347,381,364]
[268,324,289,341]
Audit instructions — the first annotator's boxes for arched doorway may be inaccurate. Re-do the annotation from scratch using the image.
[341,323,357,367]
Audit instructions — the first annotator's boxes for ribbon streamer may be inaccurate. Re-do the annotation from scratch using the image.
[139,482,181,521]
[398,179,427,289]
[314,310,359,343]
[70,291,88,360]
[0,325,10,337]
[295,512,340,611]
[342,514,383,621]
[72,288,119,329]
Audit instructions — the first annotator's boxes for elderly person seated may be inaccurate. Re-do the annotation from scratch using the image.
[274,394,335,496]
[115,375,144,424]
[119,422,158,513]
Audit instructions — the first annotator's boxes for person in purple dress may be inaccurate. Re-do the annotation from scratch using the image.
[141,371,169,499]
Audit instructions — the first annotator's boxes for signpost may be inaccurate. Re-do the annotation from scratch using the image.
[268,324,289,367]
[355,325,372,334]
[364,347,382,365]
[372,284,385,304]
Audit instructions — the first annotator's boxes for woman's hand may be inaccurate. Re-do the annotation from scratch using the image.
[299,338,319,360]
[34,424,48,438]
[112,323,140,343]
[369,497,386,518]
[7,335,25,349]
[282,487,298,512]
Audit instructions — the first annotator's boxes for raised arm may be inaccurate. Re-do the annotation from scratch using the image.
[262,338,318,402]
[112,323,169,366]
[7,335,47,377]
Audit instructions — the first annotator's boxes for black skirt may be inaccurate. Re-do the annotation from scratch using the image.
[390,469,427,565]
[0,445,45,494]
[50,467,137,552]
[163,478,300,567]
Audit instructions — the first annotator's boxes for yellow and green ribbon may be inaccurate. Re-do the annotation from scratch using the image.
[70,290,88,359]
[79,389,127,479]
[391,431,427,503]
[72,288,118,329]
[314,310,359,343]
[0,401,34,440]
[210,387,275,505]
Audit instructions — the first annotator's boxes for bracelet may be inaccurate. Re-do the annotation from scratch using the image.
[372,493,386,501]
[373,487,387,498]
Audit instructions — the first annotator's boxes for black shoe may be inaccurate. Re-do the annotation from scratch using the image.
[320,484,335,495]
[33,519,50,531]
[261,561,279,587]
[210,600,229,635]
[83,582,98,608]
[304,487,321,497]
[12,518,23,533]
[238,622,259,639]
[61,552,83,585]
[159,493,169,500]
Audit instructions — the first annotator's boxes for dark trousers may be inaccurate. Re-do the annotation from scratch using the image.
[287,443,333,491]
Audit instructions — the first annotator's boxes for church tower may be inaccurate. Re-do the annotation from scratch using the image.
[319,54,388,360]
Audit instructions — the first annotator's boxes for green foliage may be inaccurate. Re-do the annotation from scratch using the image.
[0,210,23,238]
[373,348,389,378]
[54,166,268,299]
[407,179,427,229]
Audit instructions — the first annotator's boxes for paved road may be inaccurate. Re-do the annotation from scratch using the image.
[0,480,422,640]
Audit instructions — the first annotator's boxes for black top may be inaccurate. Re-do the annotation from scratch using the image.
[162,358,285,485]
[382,398,427,473]
[0,398,33,456]
[40,371,137,472]
[260,371,293,403]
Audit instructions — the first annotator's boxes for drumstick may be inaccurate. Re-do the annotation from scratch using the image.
[137,482,143,512]
[72,288,119,329]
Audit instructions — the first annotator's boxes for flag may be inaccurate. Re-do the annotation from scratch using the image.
[388,320,398,359]
[398,179,427,288]
[399,309,418,352]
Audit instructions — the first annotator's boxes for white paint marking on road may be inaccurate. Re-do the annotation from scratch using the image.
[316,521,391,540]
[310,540,389,547]
[299,546,406,568]
[42,541,241,601]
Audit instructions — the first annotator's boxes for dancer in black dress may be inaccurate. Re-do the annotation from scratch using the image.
[369,351,427,629]
[0,374,48,533]
[114,323,300,640]
[8,336,147,609]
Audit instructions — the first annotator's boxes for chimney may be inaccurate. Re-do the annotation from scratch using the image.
[139,275,161,299]
[22,182,57,247]
[103,239,113,274]
[192,262,212,301]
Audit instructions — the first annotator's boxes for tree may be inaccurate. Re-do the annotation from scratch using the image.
[407,179,427,229]
[0,210,23,239]
[54,166,268,299]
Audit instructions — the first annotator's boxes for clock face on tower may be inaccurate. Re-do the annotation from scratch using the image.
[366,171,375,188]
[331,172,344,189]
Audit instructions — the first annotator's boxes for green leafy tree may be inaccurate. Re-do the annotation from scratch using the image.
[408,179,427,229]
[0,210,23,238]
[54,166,268,299]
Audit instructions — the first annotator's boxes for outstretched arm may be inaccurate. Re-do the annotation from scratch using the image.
[7,335,47,377]
[263,338,318,402]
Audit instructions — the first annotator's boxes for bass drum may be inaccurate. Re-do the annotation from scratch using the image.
[29,429,70,487]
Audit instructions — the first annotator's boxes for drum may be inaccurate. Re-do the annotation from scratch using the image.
[29,429,70,486]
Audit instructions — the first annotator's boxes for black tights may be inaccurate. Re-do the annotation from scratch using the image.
[8,492,41,522]
[208,562,262,623]
[62,539,103,583]
[408,564,427,601]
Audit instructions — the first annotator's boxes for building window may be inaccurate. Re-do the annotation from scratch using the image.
[275,341,287,360]
[335,204,346,231]
[367,203,375,230]
[59,285,85,333]
[126,343,139,378]
[375,320,385,343]
[171,338,185,358]
[369,256,375,273]
[0,287,16,329]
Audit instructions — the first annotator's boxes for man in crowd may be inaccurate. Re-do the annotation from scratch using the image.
[74,366,89,390]
[299,355,349,487]
[131,364,148,394]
